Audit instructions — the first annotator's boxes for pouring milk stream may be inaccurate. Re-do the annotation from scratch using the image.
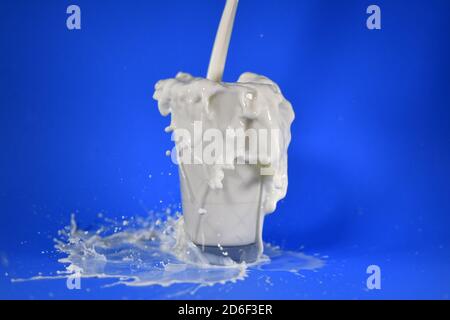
[153,0,295,263]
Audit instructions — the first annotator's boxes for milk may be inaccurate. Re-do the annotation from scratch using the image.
[153,0,295,263]
[207,0,239,82]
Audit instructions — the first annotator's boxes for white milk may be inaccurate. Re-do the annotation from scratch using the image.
[14,213,324,289]
[153,72,295,261]
[153,0,294,263]
[207,0,239,82]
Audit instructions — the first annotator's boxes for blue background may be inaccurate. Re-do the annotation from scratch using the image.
[1,0,450,299]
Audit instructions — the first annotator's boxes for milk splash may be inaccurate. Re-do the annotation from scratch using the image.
[12,0,318,292]
[13,210,324,292]
[54,212,246,288]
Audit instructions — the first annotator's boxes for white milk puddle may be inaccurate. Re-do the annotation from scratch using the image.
[13,209,324,291]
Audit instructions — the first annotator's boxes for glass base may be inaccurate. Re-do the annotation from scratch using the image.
[196,243,259,264]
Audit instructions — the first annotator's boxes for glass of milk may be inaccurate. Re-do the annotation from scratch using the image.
[153,0,294,263]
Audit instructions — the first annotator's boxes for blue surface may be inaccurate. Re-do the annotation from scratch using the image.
[1,0,450,299]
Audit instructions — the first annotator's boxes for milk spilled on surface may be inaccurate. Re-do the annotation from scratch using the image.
[154,73,295,255]
[13,211,324,292]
